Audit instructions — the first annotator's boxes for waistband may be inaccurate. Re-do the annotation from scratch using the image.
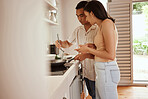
[95,61,119,70]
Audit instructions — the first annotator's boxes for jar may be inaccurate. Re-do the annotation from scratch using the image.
[50,12,56,22]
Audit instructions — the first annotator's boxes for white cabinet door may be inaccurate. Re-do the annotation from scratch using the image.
[69,75,81,99]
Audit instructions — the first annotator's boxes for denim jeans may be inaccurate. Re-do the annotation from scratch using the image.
[84,77,96,99]
[94,61,120,99]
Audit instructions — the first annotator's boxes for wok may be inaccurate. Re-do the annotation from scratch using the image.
[50,58,74,72]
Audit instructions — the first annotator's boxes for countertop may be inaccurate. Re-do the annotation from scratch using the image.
[47,61,80,99]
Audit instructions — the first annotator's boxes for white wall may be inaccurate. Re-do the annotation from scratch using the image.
[60,0,81,40]
[0,0,49,99]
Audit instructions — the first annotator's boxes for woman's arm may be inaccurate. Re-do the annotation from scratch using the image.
[74,43,96,61]
[74,53,94,61]
[76,19,116,60]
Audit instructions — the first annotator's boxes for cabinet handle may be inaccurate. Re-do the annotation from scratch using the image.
[63,97,67,99]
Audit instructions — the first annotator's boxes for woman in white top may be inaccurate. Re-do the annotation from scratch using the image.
[75,1,120,99]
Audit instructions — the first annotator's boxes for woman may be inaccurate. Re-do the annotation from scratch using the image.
[75,1,120,99]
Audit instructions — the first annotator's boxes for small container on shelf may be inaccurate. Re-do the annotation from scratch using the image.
[50,10,56,22]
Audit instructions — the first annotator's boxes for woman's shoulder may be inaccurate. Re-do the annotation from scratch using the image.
[101,19,114,29]
[101,19,115,31]
[102,19,113,26]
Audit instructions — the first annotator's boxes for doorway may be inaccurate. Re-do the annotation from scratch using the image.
[132,1,148,82]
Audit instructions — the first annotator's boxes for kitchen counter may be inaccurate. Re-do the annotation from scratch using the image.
[47,61,80,99]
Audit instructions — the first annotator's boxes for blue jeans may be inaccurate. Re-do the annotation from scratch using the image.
[94,61,120,99]
[84,77,96,99]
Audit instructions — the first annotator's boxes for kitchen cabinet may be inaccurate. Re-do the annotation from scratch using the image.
[69,75,81,99]
[48,61,81,99]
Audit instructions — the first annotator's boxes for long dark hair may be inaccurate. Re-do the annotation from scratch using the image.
[84,1,115,23]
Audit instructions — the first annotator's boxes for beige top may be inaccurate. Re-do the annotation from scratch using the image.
[68,24,98,81]
[94,23,118,62]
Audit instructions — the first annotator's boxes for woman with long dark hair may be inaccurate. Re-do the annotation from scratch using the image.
[75,1,120,99]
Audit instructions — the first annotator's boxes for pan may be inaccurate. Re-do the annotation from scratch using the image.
[50,57,74,72]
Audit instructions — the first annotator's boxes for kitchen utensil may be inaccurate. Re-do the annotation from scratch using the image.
[57,34,64,53]
[57,34,65,59]
[64,57,75,67]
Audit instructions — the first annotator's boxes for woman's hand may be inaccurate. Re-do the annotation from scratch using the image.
[75,44,89,54]
[75,43,96,54]
[74,53,87,61]
[86,43,96,49]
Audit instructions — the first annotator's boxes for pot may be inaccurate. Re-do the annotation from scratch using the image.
[49,44,59,54]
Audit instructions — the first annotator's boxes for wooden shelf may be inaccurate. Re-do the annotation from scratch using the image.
[44,18,58,25]
[45,0,58,10]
